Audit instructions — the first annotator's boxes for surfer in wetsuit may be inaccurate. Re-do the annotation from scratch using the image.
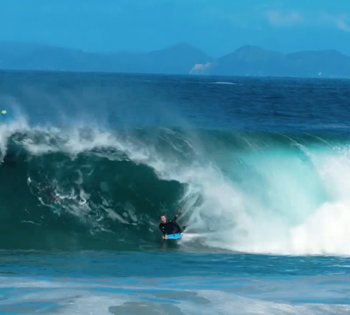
[159,213,183,239]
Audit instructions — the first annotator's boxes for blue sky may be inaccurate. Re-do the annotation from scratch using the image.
[1,0,350,56]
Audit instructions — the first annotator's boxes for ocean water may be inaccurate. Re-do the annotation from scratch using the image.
[0,71,350,314]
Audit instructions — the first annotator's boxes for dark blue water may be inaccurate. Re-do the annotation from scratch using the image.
[2,71,350,133]
[1,71,350,314]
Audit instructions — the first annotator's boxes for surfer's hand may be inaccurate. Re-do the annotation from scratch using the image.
[163,235,168,239]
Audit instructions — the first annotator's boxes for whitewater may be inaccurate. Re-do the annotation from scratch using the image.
[1,71,350,314]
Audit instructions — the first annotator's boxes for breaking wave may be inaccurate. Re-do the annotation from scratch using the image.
[1,118,350,255]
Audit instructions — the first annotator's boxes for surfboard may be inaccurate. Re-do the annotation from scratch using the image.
[165,233,182,240]
[164,227,188,240]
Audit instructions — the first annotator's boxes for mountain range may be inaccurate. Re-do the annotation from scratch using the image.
[1,41,350,78]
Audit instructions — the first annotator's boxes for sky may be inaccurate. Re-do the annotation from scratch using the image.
[1,0,350,57]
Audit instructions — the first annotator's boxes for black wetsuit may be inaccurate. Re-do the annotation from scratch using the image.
[159,214,182,236]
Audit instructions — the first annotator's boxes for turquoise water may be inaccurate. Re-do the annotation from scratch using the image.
[1,251,350,314]
[1,72,350,314]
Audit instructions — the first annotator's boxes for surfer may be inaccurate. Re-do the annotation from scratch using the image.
[159,213,184,239]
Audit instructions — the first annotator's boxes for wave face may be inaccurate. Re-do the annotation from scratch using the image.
[1,118,350,255]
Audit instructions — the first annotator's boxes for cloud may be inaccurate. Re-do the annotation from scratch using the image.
[337,20,350,32]
[264,10,303,26]
[319,13,350,32]
[190,62,212,74]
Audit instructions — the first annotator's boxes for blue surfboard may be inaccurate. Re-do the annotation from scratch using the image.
[165,233,182,240]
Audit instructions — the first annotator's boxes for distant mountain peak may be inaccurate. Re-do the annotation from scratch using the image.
[0,41,349,78]
[234,45,268,53]
[168,41,194,49]
[150,42,210,57]
[234,45,282,59]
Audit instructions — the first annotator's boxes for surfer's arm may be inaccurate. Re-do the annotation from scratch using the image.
[172,211,182,222]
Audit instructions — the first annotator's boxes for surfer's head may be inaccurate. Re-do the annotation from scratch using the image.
[159,214,166,223]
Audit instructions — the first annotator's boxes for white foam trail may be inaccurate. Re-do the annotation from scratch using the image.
[212,81,236,85]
